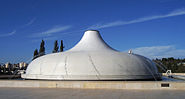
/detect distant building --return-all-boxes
[0,62,28,74]
[19,62,28,69]
[5,62,11,68]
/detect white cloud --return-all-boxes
[88,8,185,29]
[25,18,36,26]
[30,25,72,38]
[0,30,16,37]
[31,36,58,43]
[127,45,185,59]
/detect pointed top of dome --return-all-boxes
[68,30,116,52]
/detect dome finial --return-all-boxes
[128,50,132,54]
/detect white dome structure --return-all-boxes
[22,30,161,80]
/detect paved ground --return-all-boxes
[0,88,185,99]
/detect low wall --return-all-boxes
[0,80,185,90]
[162,73,185,76]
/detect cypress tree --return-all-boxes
[60,40,64,52]
[39,40,45,56]
[33,49,38,60]
[52,40,59,53]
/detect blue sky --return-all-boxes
[0,0,185,63]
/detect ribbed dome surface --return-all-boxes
[22,30,161,80]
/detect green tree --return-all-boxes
[60,40,64,52]
[33,49,38,60]
[52,40,59,53]
[39,40,45,56]
[154,57,185,73]
[183,58,185,62]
